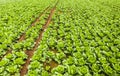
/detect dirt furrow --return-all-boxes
[20,1,58,76]
[0,5,51,61]
[18,6,50,42]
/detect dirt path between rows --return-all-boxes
[18,6,50,42]
[0,5,51,61]
[20,1,59,76]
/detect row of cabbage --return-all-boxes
[27,0,120,76]
[0,0,55,57]
[0,0,57,75]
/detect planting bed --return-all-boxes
[0,0,120,76]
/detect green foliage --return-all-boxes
[14,58,25,65]
[41,70,49,76]
[29,60,40,69]
[78,66,89,75]
[28,70,39,76]
[77,57,86,65]
[113,63,120,72]
[102,64,114,75]
[63,56,74,65]
[88,55,96,63]
[0,67,4,73]
[91,63,100,73]
[68,65,77,75]
[6,65,18,74]
[1,0,120,75]
[52,65,65,73]
[0,58,9,66]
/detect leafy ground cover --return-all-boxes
[0,0,120,76]
[0,0,55,58]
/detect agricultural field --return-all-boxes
[0,0,120,76]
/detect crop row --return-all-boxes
[0,0,120,76]
[0,0,57,75]
[27,0,120,76]
[0,0,55,58]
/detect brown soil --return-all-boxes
[50,60,58,70]
[4,49,12,56]
[0,5,51,61]
[51,49,57,53]
[18,6,50,42]
[20,1,59,75]
[43,48,58,72]
[20,50,33,76]
[19,33,26,42]
[58,11,62,14]
[43,60,58,72]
